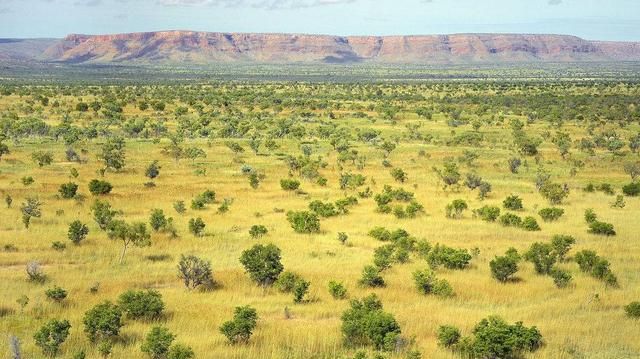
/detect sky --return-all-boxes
[0,0,638,41]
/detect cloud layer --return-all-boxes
[157,0,356,9]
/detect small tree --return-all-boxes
[68,220,89,245]
[58,182,78,199]
[33,319,71,357]
[328,280,348,299]
[145,160,161,180]
[150,209,168,232]
[437,325,461,348]
[249,224,268,239]
[83,301,123,342]
[359,265,385,287]
[167,344,195,359]
[106,220,151,263]
[91,200,118,230]
[177,255,214,290]
[32,151,54,167]
[99,136,126,171]
[341,294,401,350]
[625,302,640,319]
[239,244,284,286]
[20,197,42,229]
[45,286,68,303]
[141,326,175,359]
[508,157,522,174]
[220,306,258,344]
[490,248,521,282]
[524,242,556,275]
[280,178,300,191]
[286,211,320,233]
[390,168,407,183]
[118,290,165,320]
[413,269,454,297]
[88,179,113,196]
[293,279,310,303]
[539,182,569,205]
[26,261,46,283]
[445,199,467,219]
[188,217,206,237]
[503,195,523,210]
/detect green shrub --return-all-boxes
[88,179,113,195]
[220,306,258,344]
[45,286,68,302]
[286,211,320,233]
[539,182,569,204]
[474,205,500,222]
[177,254,214,290]
[503,195,523,210]
[280,178,300,191]
[445,199,468,219]
[574,250,619,287]
[239,243,284,286]
[588,221,616,236]
[584,208,597,223]
[413,269,454,297]
[167,344,195,359]
[188,217,206,237]
[437,325,461,348]
[550,235,575,262]
[68,220,89,245]
[341,294,401,350]
[359,265,385,287]
[524,242,556,275]
[275,271,302,293]
[490,248,520,282]
[550,268,572,288]
[249,224,268,238]
[117,289,164,320]
[59,182,78,199]
[625,302,640,319]
[328,280,348,299]
[499,213,522,227]
[538,207,564,222]
[82,301,123,342]
[292,279,310,303]
[427,244,471,270]
[622,182,640,196]
[521,216,541,231]
[141,326,175,359]
[34,319,71,357]
[309,200,337,217]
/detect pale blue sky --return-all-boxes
[0,0,638,40]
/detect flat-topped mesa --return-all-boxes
[25,31,640,64]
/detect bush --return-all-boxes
[45,286,68,302]
[280,178,300,191]
[149,209,168,232]
[524,242,557,275]
[625,302,640,319]
[538,207,564,222]
[574,250,618,287]
[59,182,78,199]
[490,248,520,282]
[68,220,89,245]
[521,216,541,231]
[588,221,616,236]
[292,279,310,303]
[359,265,385,287]
[445,199,468,219]
[141,326,175,359]
[275,271,302,293]
[341,294,401,350]
[474,205,500,222]
[328,280,348,299]
[309,200,337,217]
[550,268,572,288]
[88,179,113,195]
[503,195,523,210]
[286,211,320,233]
[83,301,123,342]
[118,290,164,320]
[413,269,454,297]
[239,243,284,286]
[177,255,214,290]
[34,319,71,357]
[188,217,206,237]
[584,208,597,223]
[167,344,195,359]
[373,244,395,270]
[445,316,542,358]
[540,182,569,204]
[437,325,461,348]
[220,306,258,344]
[26,261,46,283]
[249,224,268,238]
[499,213,522,227]
[427,244,471,270]
[550,235,575,262]
[622,182,640,196]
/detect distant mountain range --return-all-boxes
[1,31,639,65]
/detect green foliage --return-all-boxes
[188,217,206,237]
[220,306,258,344]
[58,182,78,199]
[293,279,311,303]
[33,319,71,357]
[433,161,461,189]
[149,209,168,232]
[588,221,616,236]
[437,325,461,348]
[83,301,123,342]
[99,136,126,171]
[275,271,302,293]
[524,242,557,275]
[177,255,214,290]
[20,197,42,229]
[474,205,500,222]
[622,182,640,196]
[32,151,54,167]
[328,280,348,299]
[249,224,268,238]
[538,207,565,222]
[413,269,454,297]
[106,220,151,263]
[45,286,68,302]
[502,194,523,210]
[521,216,541,231]
[280,178,301,191]
[145,160,161,180]
[427,244,472,270]
[141,326,174,359]
[539,182,569,205]
[309,200,337,217]
[574,250,618,287]
[91,200,118,230]
[499,213,522,227]
[286,211,320,233]
[359,265,385,287]
[390,168,407,183]
[490,248,521,282]
[625,302,640,319]
[68,220,89,245]
[445,199,468,219]
[118,290,165,320]
[88,179,113,196]
[550,235,575,262]
[239,243,284,286]
[341,294,401,351]
[167,344,195,359]
[550,268,572,288]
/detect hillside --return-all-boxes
[1,31,639,65]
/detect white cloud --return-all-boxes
[157,0,356,9]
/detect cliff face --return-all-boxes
[7,31,640,64]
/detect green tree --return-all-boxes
[106,220,151,263]
[239,244,284,286]
[118,290,165,320]
[68,220,89,245]
[33,319,71,357]
[99,136,126,171]
[32,151,54,167]
[20,197,42,229]
[220,306,258,344]
[141,326,175,359]
[83,301,123,342]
